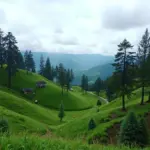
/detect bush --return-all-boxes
[0,117,9,133]
[119,112,139,147]
[88,118,96,130]
[58,102,65,122]
[138,118,149,147]
[97,99,102,106]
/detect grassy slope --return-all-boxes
[56,88,150,141]
[0,69,97,110]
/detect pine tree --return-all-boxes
[4,32,19,88]
[66,69,71,92]
[18,52,25,69]
[39,55,45,75]
[94,77,102,96]
[24,50,29,74]
[0,29,5,68]
[28,51,35,73]
[58,63,66,95]
[85,76,88,92]
[112,39,134,110]
[58,102,65,122]
[138,118,149,147]
[43,57,53,80]
[88,118,96,130]
[137,29,150,105]
[119,112,140,147]
[81,74,86,92]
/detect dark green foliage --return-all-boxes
[4,32,20,88]
[0,118,9,133]
[88,118,96,130]
[39,55,45,75]
[18,52,25,69]
[97,99,101,106]
[24,50,35,73]
[43,57,53,80]
[94,77,103,96]
[81,74,88,93]
[137,29,150,105]
[58,102,65,122]
[119,112,140,147]
[0,29,5,68]
[138,118,149,147]
[58,63,66,95]
[112,39,135,110]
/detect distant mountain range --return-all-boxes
[22,52,113,71]
[22,52,114,84]
[73,63,114,85]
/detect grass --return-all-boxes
[56,88,150,144]
[0,68,97,110]
[0,134,148,150]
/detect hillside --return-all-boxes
[56,88,150,143]
[73,63,114,85]
[0,68,97,111]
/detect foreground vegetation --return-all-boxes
[0,135,149,150]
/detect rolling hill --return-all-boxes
[0,68,97,110]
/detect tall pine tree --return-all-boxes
[137,29,150,105]
[113,39,134,110]
[4,32,19,88]
[39,54,45,75]
[0,29,5,68]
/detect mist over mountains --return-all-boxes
[22,52,114,84]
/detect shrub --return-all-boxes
[97,99,102,106]
[58,102,65,122]
[138,118,149,147]
[0,117,9,133]
[88,118,96,130]
[119,112,139,147]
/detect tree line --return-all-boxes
[104,28,150,110]
[0,28,74,93]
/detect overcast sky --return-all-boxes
[0,0,150,55]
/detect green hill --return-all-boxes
[73,63,114,85]
[0,68,97,110]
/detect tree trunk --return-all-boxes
[122,94,126,111]
[8,66,11,88]
[141,84,145,105]
[61,87,63,95]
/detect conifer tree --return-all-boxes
[58,102,65,122]
[137,29,150,105]
[4,32,19,88]
[39,54,45,75]
[43,57,53,80]
[119,112,140,147]
[113,39,135,110]
[18,52,25,69]
[58,63,66,95]
[94,77,102,96]
[0,29,5,68]
[88,118,96,130]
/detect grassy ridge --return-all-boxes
[0,69,97,110]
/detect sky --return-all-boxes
[0,0,150,55]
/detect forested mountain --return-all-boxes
[21,52,113,71]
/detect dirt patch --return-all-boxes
[107,123,121,145]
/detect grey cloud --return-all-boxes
[101,1,150,30]
[53,36,79,45]
[0,9,6,24]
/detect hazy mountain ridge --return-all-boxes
[22,52,113,71]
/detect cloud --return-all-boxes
[0,0,150,55]
[101,0,150,30]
